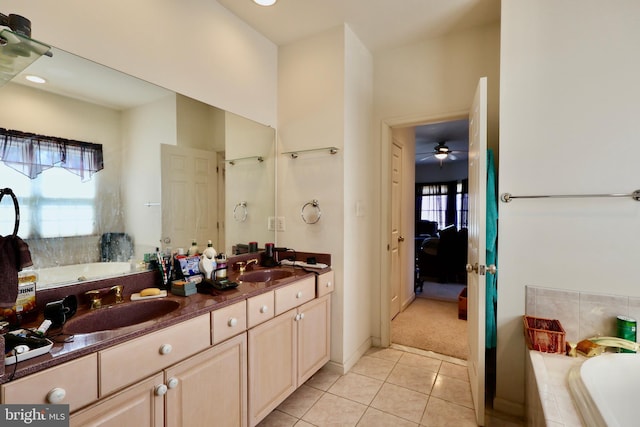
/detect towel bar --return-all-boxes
[500,190,640,203]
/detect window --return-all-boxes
[0,128,102,238]
[0,164,96,238]
[417,180,468,230]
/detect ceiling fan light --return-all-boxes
[253,0,277,6]
[434,152,448,160]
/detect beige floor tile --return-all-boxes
[386,363,437,395]
[429,375,474,409]
[302,393,367,426]
[257,409,299,427]
[370,383,428,423]
[396,352,442,373]
[485,411,526,427]
[421,396,476,427]
[293,421,316,427]
[328,372,384,405]
[365,347,404,362]
[438,361,469,382]
[356,407,419,427]
[305,366,341,391]
[278,384,324,418]
[350,355,396,381]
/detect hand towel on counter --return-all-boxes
[0,235,33,308]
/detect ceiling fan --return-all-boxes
[418,142,466,163]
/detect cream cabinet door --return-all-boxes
[70,373,164,427]
[297,295,331,385]
[248,308,297,427]
[164,333,247,427]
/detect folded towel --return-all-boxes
[0,235,33,308]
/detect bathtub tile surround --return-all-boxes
[526,285,636,343]
[526,286,640,426]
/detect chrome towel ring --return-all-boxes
[301,199,321,224]
[233,201,248,222]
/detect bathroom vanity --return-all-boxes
[0,258,334,427]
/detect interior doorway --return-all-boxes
[389,118,470,360]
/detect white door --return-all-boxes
[161,145,218,252]
[390,142,403,319]
[467,77,488,426]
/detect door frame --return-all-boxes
[379,110,468,347]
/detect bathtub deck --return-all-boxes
[527,350,585,426]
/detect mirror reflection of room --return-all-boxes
[0,47,275,290]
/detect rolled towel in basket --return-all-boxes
[0,235,33,308]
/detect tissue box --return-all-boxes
[171,280,197,296]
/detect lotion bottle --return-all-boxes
[187,240,199,256]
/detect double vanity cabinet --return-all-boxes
[0,268,334,427]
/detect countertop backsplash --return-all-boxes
[525,285,640,344]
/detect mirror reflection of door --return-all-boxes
[217,152,226,254]
[161,145,219,253]
[390,141,403,320]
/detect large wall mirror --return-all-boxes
[0,46,276,290]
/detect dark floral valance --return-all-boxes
[0,128,103,181]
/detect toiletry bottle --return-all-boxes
[188,240,199,256]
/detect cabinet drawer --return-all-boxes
[247,291,274,328]
[275,276,315,315]
[1,354,98,412]
[316,270,334,297]
[212,300,247,344]
[99,314,210,396]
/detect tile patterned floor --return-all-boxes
[258,345,524,427]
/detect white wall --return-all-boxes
[277,25,375,371]
[3,0,278,126]
[497,0,640,415]
[122,94,177,258]
[278,26,347,367]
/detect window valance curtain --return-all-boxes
[0,128,103,181]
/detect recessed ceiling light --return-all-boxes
[253,0,277,6]
[25,75,46,84]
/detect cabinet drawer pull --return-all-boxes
[155,384,168,396]
[46,387,66,404]
[326,281,332,288]
[260,305,269,314]
[299,312,305,320]
[167,377,179,389]
[296,291,303,299]
[159,344,173,355]
[228,317,238,327]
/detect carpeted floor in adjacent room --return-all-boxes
[391,281,468,360]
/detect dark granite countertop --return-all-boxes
[1,258,330,384]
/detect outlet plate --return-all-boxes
[268,216,286,231]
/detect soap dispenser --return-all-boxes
[187,240,199,256]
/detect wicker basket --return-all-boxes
[523,315,566,354]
